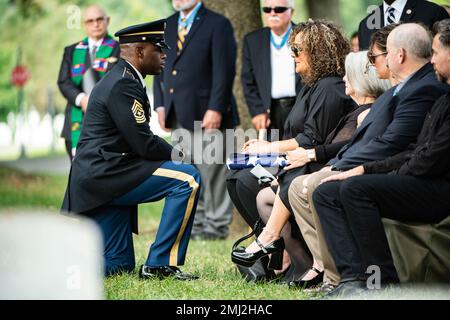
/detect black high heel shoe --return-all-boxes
[288,266,324,289]
[231,237,285,269]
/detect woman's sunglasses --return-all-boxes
[262,6,290,14]
[367,51,387,64]
[291,45,303,57]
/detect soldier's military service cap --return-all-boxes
[115,19,169,49]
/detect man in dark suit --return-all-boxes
[61,20,201,280]
[357,0,449,50]
[313,19,450,297]
[288,23,449,293]
[153,0,238,240]
[242,0,301,139]
[57,5,120,160]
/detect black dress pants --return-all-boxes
[312,174,450,284]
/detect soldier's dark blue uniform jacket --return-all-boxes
[61,58,174,231]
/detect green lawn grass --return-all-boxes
[0,166,312,300]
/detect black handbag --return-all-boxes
[231,219,277,282]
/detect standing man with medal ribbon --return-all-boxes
[241,0,301,141]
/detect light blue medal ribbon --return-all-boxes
[270,25,292,50]
[178,2,202,31]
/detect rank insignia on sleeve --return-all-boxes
[131,100,146,124]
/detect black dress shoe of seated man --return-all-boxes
[139,265,199,281]
[322,280,367,299]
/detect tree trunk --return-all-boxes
[204,0,262,130]
[305,0,341,25]
[204,0,262,237]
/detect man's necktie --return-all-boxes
[177,18,187,53]
[387,7,396,25]
[90,45,97,65]
[83,45,98,95]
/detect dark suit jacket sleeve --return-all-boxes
[57,46,84,106]
[315,140,349,164]
[294,81,346,149]
[207,18,237,113]
[333,85,437,171]
[108,79,173,160]
[363,149,410,174]
[397,110,450,177]
[241,35,266,117]
[153,73,165,110]
[114,44,120,57]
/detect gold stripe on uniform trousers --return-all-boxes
[152,168,200,266]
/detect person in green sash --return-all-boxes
[57,5,120,160]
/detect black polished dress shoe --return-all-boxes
[288,267,324,289]
[322,280,367,299]
[139,265,199,281]
[231,237,285,269]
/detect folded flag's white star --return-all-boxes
[273,156,287,167]
[247,155,259,166]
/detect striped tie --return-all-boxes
[177,18,188,53]
[387,7,396,25]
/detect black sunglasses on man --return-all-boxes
[262,6,290,14]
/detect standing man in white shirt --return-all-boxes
[241,0,302,140]
[58,5,120,160]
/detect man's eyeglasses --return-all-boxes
[291,45,303,57]
[262,6,290,14]
[367,51,387,64]
[84,16,106,25]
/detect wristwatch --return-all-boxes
[306,149,317,162]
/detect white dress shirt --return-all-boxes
[270,30,296,99]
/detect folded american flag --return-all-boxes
[226,153,287,170]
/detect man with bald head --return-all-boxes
[58,5,120,160]
[288,23,449,294]
[62,20,201,280]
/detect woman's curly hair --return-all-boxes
[288,19,350,87]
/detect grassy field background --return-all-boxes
[0,166,311,300]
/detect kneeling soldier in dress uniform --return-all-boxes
[61,19,201,280]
